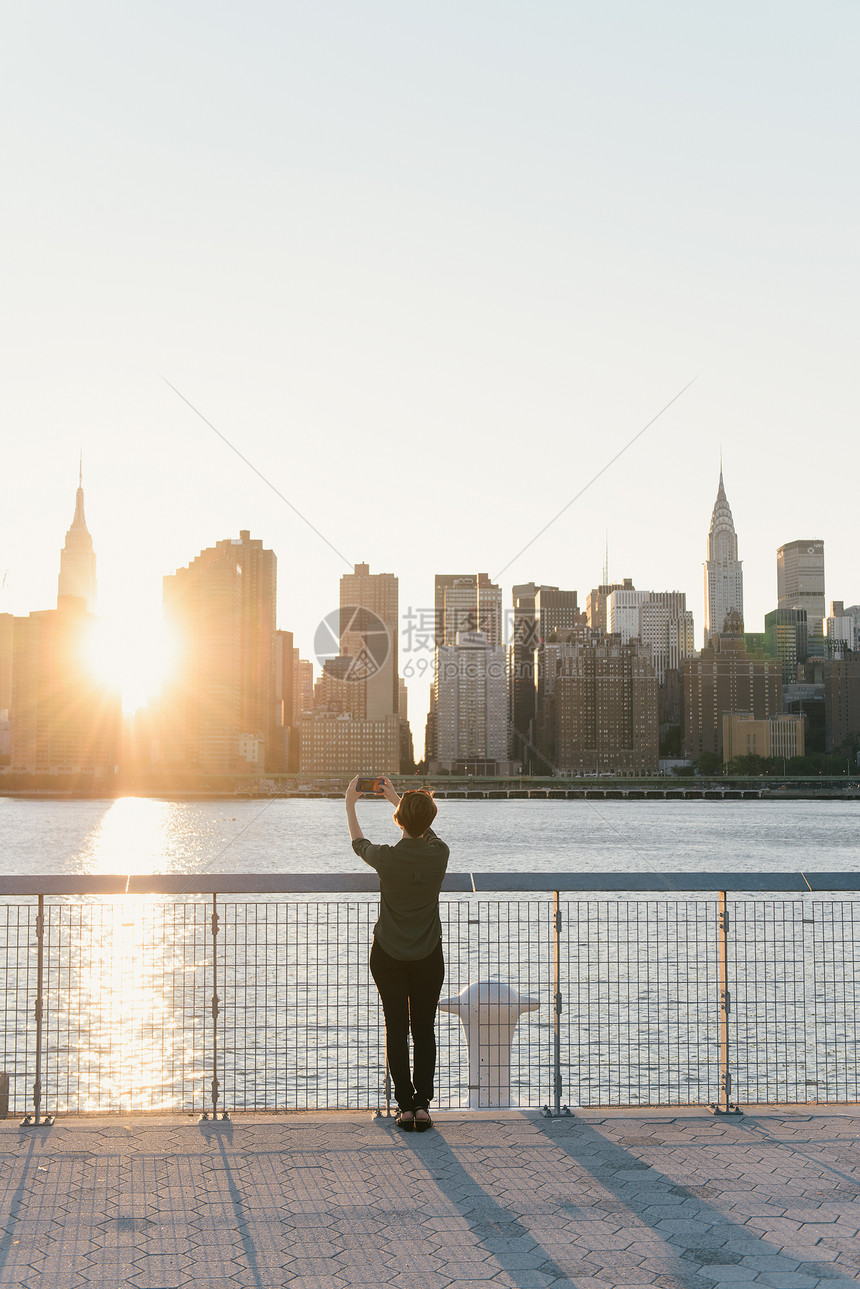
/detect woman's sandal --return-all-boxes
[395,1109,415,1132]
[414,1106,433,1133]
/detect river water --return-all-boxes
[1,796,856,1115]
[0,795,857,876]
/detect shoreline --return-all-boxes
[1,783,859,803]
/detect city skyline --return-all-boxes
[2,477,856,780]
[2,467,856,750]
[3,5,859,739]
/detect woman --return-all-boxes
[345,775,449,1131]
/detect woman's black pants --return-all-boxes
[370,939,445,1111]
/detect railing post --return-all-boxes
[22,894,54,1127]
[711,890,741,1115]
[200,894,228,1122]
[373,1061,392,1119]
[542,891,571,1117]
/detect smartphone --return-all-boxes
[356,776,385,794]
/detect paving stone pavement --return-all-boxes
[0,1108,858,1288]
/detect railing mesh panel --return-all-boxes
[730,899,809,1104]
[0,903,35,1114]
[45,900,209,1113]
[730,898,860,1104]
[810,900,860,1102]
[562,898,718,1107]
[0,893,857,1116]
[222,900,383,1111]
[438,900,554,1109]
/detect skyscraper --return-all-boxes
[534,587,581,640]
[607,588,650,643]
[161,531,277,775]
[9,482,118,777]
[586,578,634,633]
[0,613,12,713]
[433,631,509,773]
[681,625,781,760]
[822,658,860,752]
[294,654,314,718]
[272,628,298,773]
[608,589,695,684]
[827,602,860,656]
[427,574,503,765]
[777,540,826,657]
[508,584,582,771]
[704,469,744,644]
[509,582,538,768]
[762,607,808,684]
[299,562,403,776]
[430,573,509,774]
[10,606,121,776]
[340,562,399,719]
[57,461,97,612]
[434,574,502,646]
[552,636,658,776]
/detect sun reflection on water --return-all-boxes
[61,799,213,1111]
[57,897,208,1113]
[81,797,176,874]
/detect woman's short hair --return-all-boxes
[394,789,437,837]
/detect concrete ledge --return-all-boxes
[1,870,859,894]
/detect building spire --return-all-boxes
[58,461,97,611]
[704,461,743,644]
[69,453,88,530]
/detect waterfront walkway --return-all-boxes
[0,1108,858,1288]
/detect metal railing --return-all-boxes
[1,872,858,1121]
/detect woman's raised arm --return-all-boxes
[344,774,364,842]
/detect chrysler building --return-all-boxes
[704,467,743,645]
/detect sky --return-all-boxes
[2,2,858,740]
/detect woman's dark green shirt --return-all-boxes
[352,828,449,960]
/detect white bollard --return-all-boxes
[439,980,540,1109]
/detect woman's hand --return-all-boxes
[345,775,362,807]
[379,776,401,807]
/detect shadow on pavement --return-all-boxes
[0,1132,38,1281]
[395,1120,577,1289]
[199,1119,267,1289]
[533,1113,853,1286]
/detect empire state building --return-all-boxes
[58,462,97,612]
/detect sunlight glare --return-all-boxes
[85,613,177,713]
